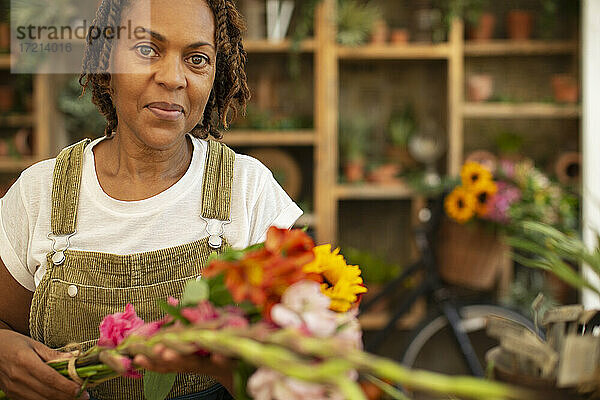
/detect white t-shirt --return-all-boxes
[0,134,303,291]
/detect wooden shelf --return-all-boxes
[221,130,315,146]
[0,54,10,69]
[0,114,35,127]
[243,39,315,53]
[463,102,581,119]
[464,40,578,56]
[337,43,450,60]
[335,183,415,200]
[0,157,40,172]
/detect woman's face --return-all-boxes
[108,0,216,150]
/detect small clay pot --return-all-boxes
[390,28,409,45]
[370,19,389,44]
[467,74,494,102]
[468,12,496,41]
[0,23,9,50]
[552,74,579,103]
[0,85,15,111]
[367,163,401,185]
[506,10,534,40]
[344,160,365,183]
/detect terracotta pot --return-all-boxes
[385,146,418,169]
[366,163,401,185]
[344,160,365,183]
[390,28,409,45]
[0,23,9,51]
[467,74,494,102]
[370,19,389,44]
[468,12,496,41]
[552,74,579,104]
[506,10,534,40]
[0,85,15,111]
[554,151,581,185]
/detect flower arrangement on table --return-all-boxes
[445,159,579,233]
[0,228,535,400]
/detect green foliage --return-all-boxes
[388,105,416,148]
[343,247,401,284]
[58,76,106,137]
[495,131,523,155]
[143,371,177,400]
[337,0,382,46]
[436,0,490,32]
[339,115,371,162]
[508,221,600,295]
[180,279,209,306]
[233,361,255,400]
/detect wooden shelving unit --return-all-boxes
[464,40,578,56]
[337,43,451,60]
[0,157,40,172]
[463,102,581,119]
[221,130,315,146]
[335,183,415,200]
[1,1,581,247]
[244,39,315,53]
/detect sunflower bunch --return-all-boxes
[445,161,498,224]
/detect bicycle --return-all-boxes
[359,194,538,382]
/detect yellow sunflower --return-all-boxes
[461,161,493,188]
[445,187,476,224]
[471,180,498,217]
[303,245,368,313]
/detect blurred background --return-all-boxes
[1,0,598,387]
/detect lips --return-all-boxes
[145,102,184,121]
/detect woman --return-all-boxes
[0,0,302,399]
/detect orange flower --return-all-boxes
[203,227,317,320]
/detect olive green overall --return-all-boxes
[29,138,235,399]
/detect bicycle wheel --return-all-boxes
[401,304,534,378]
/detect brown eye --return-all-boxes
[187,54,208,67]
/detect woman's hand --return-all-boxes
[0,330,88,400]
[133,345,235,393]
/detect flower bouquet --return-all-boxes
[0,227,535,400]
[438,159,579,290]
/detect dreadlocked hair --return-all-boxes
[78,0,250,139]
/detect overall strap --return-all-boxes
[50,139,91,235]
[201,139,235,221]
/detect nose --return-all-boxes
[154,54,187,90]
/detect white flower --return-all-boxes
[248,368,344,400]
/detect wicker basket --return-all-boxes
[436,218,510,291]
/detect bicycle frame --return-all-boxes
[360,195,486,377]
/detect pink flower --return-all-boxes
[248,368,344,400]
[222,314,249,329]
[121,357,143,379]
[98,304,145,348]
[130,320,165,338]
[485,181,521,224]
[180,300,219,324]
[167,296,180,306]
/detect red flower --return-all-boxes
[203,227,317,320]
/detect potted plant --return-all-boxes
[336,0,382,46]
[339,116,370,183]
[439,0,495,41]
[467,74,494,102]
[551,73,579,104]
[386,104,417,171]
[506,2,534,40]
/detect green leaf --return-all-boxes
[143,371,176,400]
[181,279,209,306]
[233,361,254,400]
[207,274,234,307]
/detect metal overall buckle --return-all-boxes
[200,217,231,249]
[47,231,76,266]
